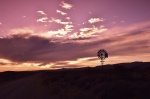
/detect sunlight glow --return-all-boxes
[0,58,12,63]
[9,28,34,35]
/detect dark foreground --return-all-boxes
[0,62,150,99]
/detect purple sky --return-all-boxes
[0,0,150,71]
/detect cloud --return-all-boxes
[0,22,149,68]
[66,17,71,20]
[78,25,107,38]
[0,33,98,64]
[47,28,69,37]
[37,10,49,23]
[60,1,73,9]
[37,17,49,22]
[56,10,67,15]
[65,25,74,31]
[37,11,47,15]
[0,59,12,65]
[88,18,105,24]
[39,17,74,38]
[35,15,74,38]
[35,1,107,41]
[51,18,72,25]
[68,25,107,40]
[9,28,34,35]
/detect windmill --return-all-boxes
[97,49,108,65]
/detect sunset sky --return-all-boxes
[0,0,150,71]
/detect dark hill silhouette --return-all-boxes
[0,62,150,99]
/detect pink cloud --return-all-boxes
[60,1,73,9]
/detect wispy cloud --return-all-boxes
[36,10,74,38]
[66,25,107,40]
[66,17,71,20]
[9,28,34,36]
[65,25,74,31]
[78,25,107,38]
[37,17,48,22]
[56,10,67,15]
[37,11,47,15]
[88,18,105,24]
[47,28,69,37]
[35,1,107,41]
[51,18,72,25]
[37,11,49,23]
[60,1,73,9]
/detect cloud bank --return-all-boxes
[0,22,149,69]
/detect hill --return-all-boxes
[0,62,150,99]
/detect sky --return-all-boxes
[0,0,150,71]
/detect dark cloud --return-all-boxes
[0,34,54,62]
[0,34,93,63]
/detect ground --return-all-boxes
[0,62,150,99]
